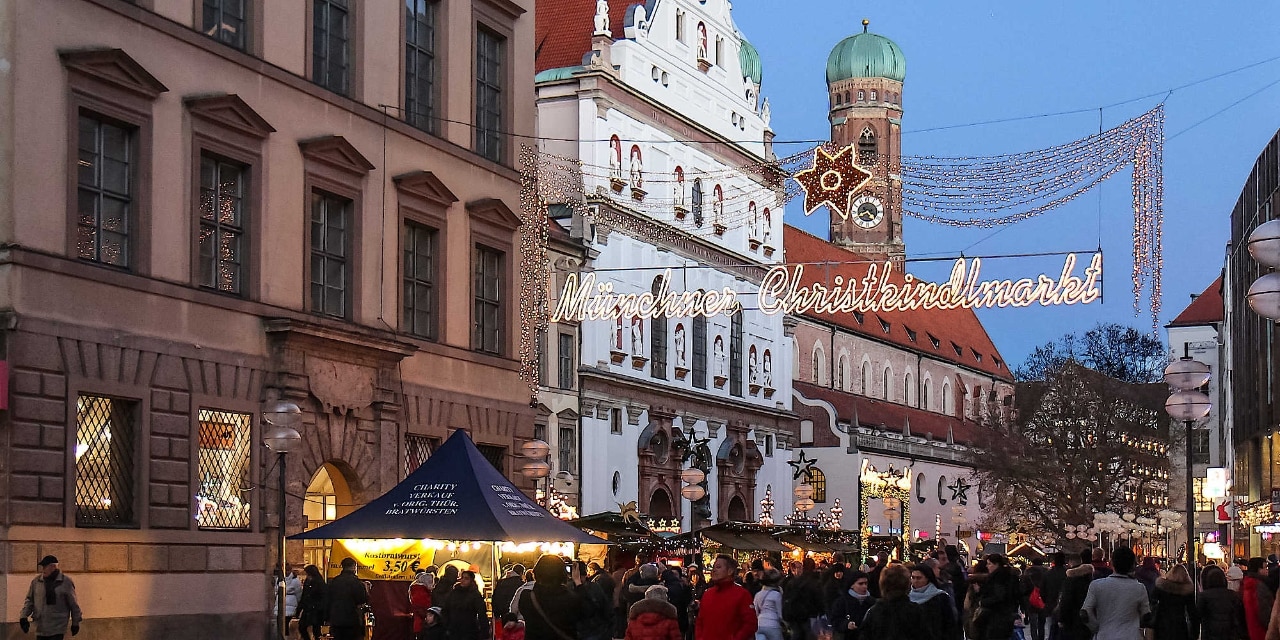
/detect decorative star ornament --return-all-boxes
[792,144,872,220]
[788,450,819,481]
[948,478,973,505]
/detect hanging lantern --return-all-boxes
[680,468,706,485]
[680,484,707,501]
[521,461,551,479]
[521,440,551,459]
[795,498,815,512]
[794,484,815,500]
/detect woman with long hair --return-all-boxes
[296,564,327,640]
[1198,564,1246,640]
[1151,564,1200,640]
[910,564,960,640]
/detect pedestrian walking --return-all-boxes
[1198,565,1246,640]
[626,584,682,640]
[578,560,616,640]
[519,555,590,640]
[1041,553,1067,640]
[977,554,1021,640]
[781,557,824,639]
[297,564,328,640]
[828,570,875,640]
[1150,564,1199,640]
[492,564,524,622]
[19,555,82,639]
[326,557,370,640]
[1022,558,1049,640]
[910,564,959,640]
[419,607,446,640]
[271,564,302,637]
[1245,557,1275,640]
[1080,546,1149,640]
[694,554,757,640]
[753,569,786,640]
[859,564,938,639]
[1053,549,1095,640]
[442,570,488,640]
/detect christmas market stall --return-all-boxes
[774,525,862,564]
[671,521,790,568]
[570,510,695,568]
[290,429,605,640]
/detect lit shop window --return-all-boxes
[75,394,138,527]
[196,409,253,530]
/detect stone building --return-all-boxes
[533,0,797,530]
[0,0,536,636]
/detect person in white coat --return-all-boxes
[753,569,785,640]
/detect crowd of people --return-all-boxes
[265,545,1280,640]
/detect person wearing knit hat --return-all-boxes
[20,555,83,637]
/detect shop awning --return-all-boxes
[289,429,606,544]
[699,527,788,552]
[778,534,836,553]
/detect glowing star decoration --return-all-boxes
[792,144,871,220]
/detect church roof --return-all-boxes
[826,24,906,84]
[1168,277,1224,327]
[793,380,983,447]
[784,225,1013,381]
[535,0,633,73]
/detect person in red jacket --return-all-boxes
[626,585,683,640]
[409,569,436,639]
[695,555,757,640]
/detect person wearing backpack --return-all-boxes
[1022,558,1048,640]
[1243,558,1274,640]
[753,569,786,640]
[782,559,823,639]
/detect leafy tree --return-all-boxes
[1014,323,1168,384]
[971,363,1170,543]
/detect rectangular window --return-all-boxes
[202,0,247,50]
[312,0,351,95]
[76,114,134,268]
[1192,429,1211,465]
[715,37,723,66]
[536,329,549,385]
[404,434,437,477]
[472,245,503,354]
[675,10,685,42]
[692,318,707,389]
[534,422,546,443]
[730,314,743,397]
[765,434,774,457]
[405,0,438,133]
[558,332,575,390]
[558,423,576,474]
[75,395,138,527]
[610,407,622,434]
[195,409,252,530]
[402,221,436,339]
[198,154,247,294]
[475,27,505,164]
[477,444,506,475]
[310,191,350,318]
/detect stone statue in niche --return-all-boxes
[763,350,773,387]
[609,137,623,180]
[697,23,708,61]
[749,348,759,384]
[761,97,771,127]
[593,0,611,36]
[629,146,644,189]
[631,317,644,356]
[713,336,726,377]
[674,323,687,367]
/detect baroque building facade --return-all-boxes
[0,0,537,636]
[534,0,797,530]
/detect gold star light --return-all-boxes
[792,144,871,220]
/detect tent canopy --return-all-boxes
[290,429,605,544]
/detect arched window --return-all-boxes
[807,467,827,503]
[942,381,953,416]
[692,312,708,389]
[858,126,878,165]
[836,355,847,390]
[651,277,667,380]
[904,372,914,406]
[882,366,891,401]
[730,312,743,396]
[856,90,864,101]
[691,178,704,227]
[673,166,686,208]
[922,379,931,410]
[811,343,825,385]
[861,360,870,396]
[844,91,851,103]
[870,89,877,101]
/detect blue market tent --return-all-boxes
[290,429,604,543]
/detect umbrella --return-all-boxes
[290,429,605,544]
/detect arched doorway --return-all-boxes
[302,463,355,574]
[726,495,748,522]
[649,487,674,519]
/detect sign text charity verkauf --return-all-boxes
[551,253,1104,322]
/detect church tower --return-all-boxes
[825,20,905,260]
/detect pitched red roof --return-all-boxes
[783,226,1013,381]
[1168,277,1223,327]
[794,380,982,447]
[536,0,633,72]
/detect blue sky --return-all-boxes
[733,0,1280,368]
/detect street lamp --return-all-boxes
[679,467,707,502]
[1248,220,1280,320]
[519,440,552,505]
[262,401,301,640]
[1165,357,1211,575]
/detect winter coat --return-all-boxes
[694,578,757,640]
[1198,586,1247,640]
[663,574,693,632]
[977,565,1021,639]
[942,561,968,608]
[273,573,302,617]
[1041,565,1067,614]
[782,571,824,625]
[577,577,615,640]
[626,598,683,640]
[912,587,960,640]
[519,582,586,640]
[828,590,876,640]
[492,575,524,619]
[1022,564,1048,613]
[859,596,937,640]
[753,585,784,630]
[326,570,370,628]
[1244,574,1274,640]
[442,583,489,640]
[20,571,82,636]
[1151,576,1200,640]
[1054,564,1094,636]
[298,579,328,626]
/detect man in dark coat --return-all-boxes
[1022,558,1049,640]
[942,546,968,609]
[1041,552,1068,640]
[859,565,936,639]
[782,558,825,637]
[492,564,525,621]
[1053,550,1094,640]
[979,555,1022,640]
[442,570,489,640]
[326,558,370,640]
[865,552,889,599]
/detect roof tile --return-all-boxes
[1168,277,1223,326]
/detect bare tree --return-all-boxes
[972,363,1170,542]
[1015,323,1168,383]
